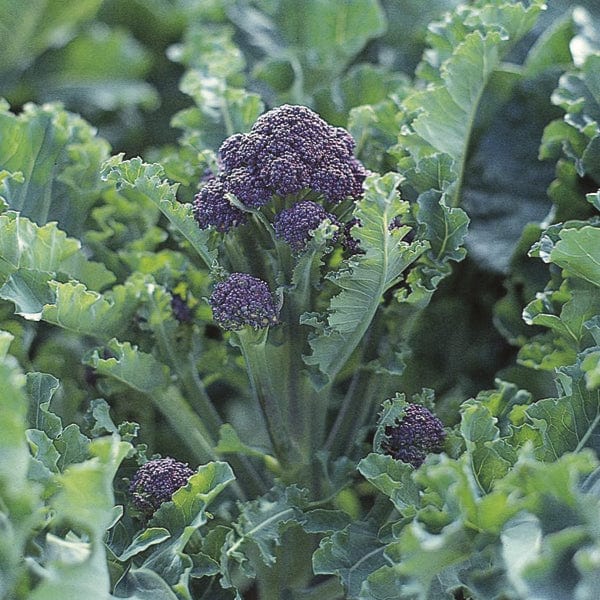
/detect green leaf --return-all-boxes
[102,156,218,269]
[0,101,111,237]
[41,279,142,340]
[582,349,600,390]
[141,463,235,587]
[215,423,271,460]
[417,190,469,264]
[524,361,600,460]
[0,211,115,290]
[0,269,55,319]
[523,9,575,77]
[460,401,515,491]
[27,534,113,600]
[51,436,131,539]
[118,528,172,562]
[113,567,180,599]
[84,339,171,394]
[551,226,600,287]
[397,0,544,211]
[26,371,62,437]
[31,24,159,116]
[229,0,386,100]
[302,173,427,383]
[313,519,388,599]
[357,453,419,513]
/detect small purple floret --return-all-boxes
[209,273,279,331]
[274,200,340,252]
[171,293,193,323]
[382,404,446,468]
[193,176,246,232]
[129,457,194,516]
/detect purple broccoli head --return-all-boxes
[209,273,279,331]
[274,200,340,252]
[381,403,446,468]
[218,104,366,201]
[129,457,194,516]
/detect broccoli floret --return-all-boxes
[209,272,279,331]
[194,105,368,232]
[193,176,247,232]
[227,167,272,208]
[381,403,446,468]
[129,457,194,516]
[171,292,193,323]
[274,200,340,252]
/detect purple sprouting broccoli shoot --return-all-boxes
[193,175,248,232]
[171,292,193,323]
[209,273,279,331]
[274,200,340,252]
[129,457,194,516]
[193,104,368,231]
[381,403,446,468]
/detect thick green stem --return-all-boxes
[235,329,298,467]
[149,386,216,462]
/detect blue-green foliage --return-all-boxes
[2,1,600,599]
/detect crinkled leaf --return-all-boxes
[313,519,388,600]
[103,156,218,269]
[0,101,111,237]
[84,339,171,394]
[41,279,142,340]
[0,211,115,290]
[140,463,235,587]
[358,453,419,513]
[524,361,600,460]
[460,401,515,491]
[302,173,427,383]
[551,226,600,287]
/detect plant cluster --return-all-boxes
[1,1,600,599]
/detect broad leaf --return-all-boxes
[103,157,218,269]
[0,101,111,236]
[302,173,427,383]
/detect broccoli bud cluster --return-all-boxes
[209,272,279,331]
[193,104,368,233]
[274,200,340,252]
[129,457,194,516]
[381,403,446,468]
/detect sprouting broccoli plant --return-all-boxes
[209,272,279,331]
[192,104,368,233]
[273,200,340,252]
[129,457,194,516]
[381,403,446,468]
